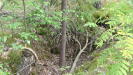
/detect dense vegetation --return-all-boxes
[0,0,133,75]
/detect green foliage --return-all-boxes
[95,29,114,47]
[0,51,21,75]
[0,1,62,74]
[1,0,133,75]
[95,0,133,46]
[27,1,62,29]
[5,50,22,73]
[97,36,133,75]
[68,0,98,33]
[72,0,133,75]
[19,32,38,44]
[0,64,10,75]
[95,1,133,75]
[26,1,62,44]
[60,66,70,71]
[84,22,97,27]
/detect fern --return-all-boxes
[93,0,133,75]
[97,35,133,75]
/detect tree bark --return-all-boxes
[22,0,26,32]
[59,0,67,67]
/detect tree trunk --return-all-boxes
[22,0,26,31]
[59,0,67,67]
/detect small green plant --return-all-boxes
[60,66,71,71]
[5,50,22,73]
[95,1,133,75]
[27,1,62,34]
[71,0,133,75]
[0,64,10,75]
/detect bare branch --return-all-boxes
[70,31,89,73]
[16,61,34,74]
[73,36,82,50]
[23,47,43,65]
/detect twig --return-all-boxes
[16,61,34,75]
[72,36,81,50]
[70,31,89,73]
[16,47,43,75]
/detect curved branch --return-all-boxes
[23,47,43,65]
[73,36,82,50]
[70,31,89,73]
